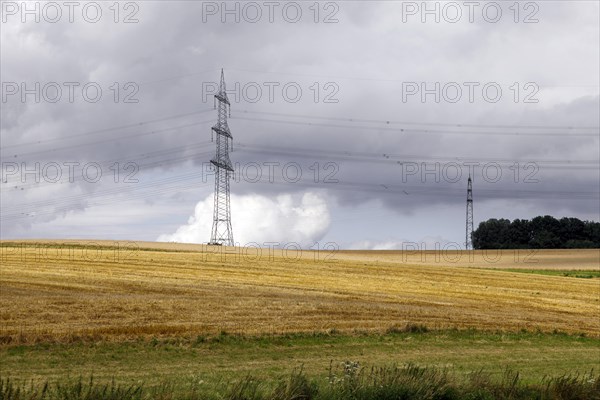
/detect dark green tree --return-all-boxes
[472,216,599,249]
[529,216,561,248]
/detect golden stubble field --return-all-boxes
[0,240,599,344]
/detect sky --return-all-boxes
[1,0,599,250]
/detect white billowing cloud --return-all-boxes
[157,191,330,248]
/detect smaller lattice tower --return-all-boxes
[465,174,474,250]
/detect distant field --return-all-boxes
[336,247,600,270]
[1,240,599,343]
[495,269,600,279]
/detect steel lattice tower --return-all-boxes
[465,174,474,250]
[208,69,234,246]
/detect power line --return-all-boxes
[3,137,598,193]
[1,120,214,159]
[0,173,213,221]
[234,142,599,168]
[1,146,214,190]
[1,109,215,150]
[3,105,596,158]
[228,67,600,90]
[237,109,600,131]
[3,168,598,222]
[233,115,600,138]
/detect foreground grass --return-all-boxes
[2,330,599,396]
[2,363,599,400]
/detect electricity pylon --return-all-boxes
[208,69,234,246]
[465,174,474,250]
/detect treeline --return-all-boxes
[472,216,600,249]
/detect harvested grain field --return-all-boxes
[1,240,598,344]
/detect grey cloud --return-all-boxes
[1,1,598,242]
